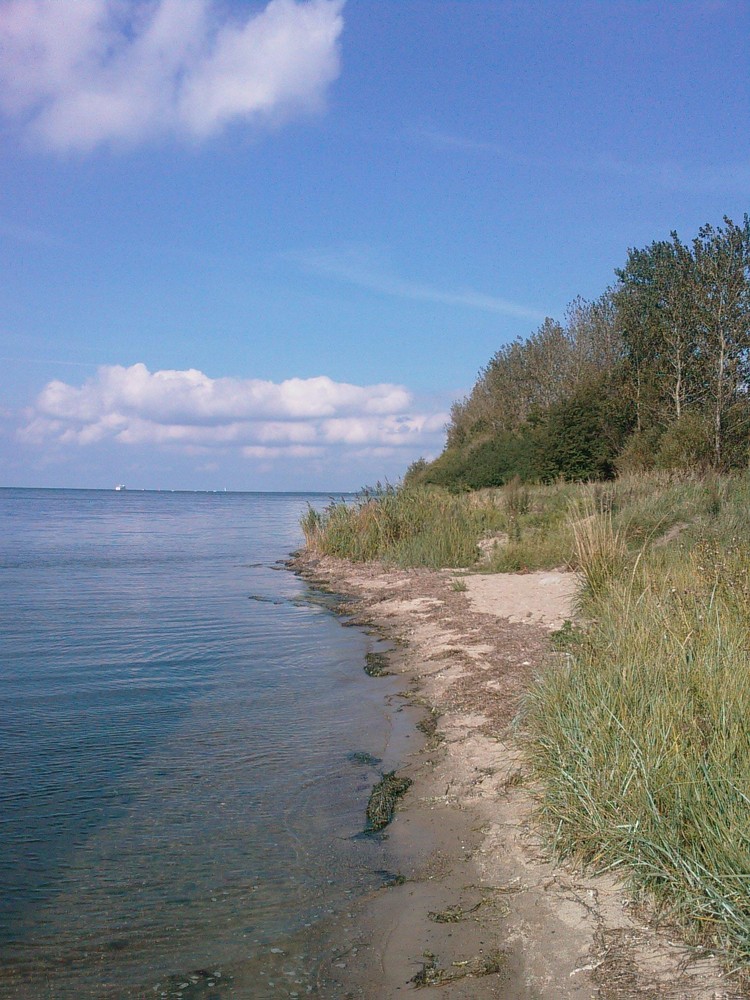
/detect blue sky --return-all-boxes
[1,0,748,491]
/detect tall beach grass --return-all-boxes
[301,485,506,568]
[524,472,750,963]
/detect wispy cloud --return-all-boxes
[0,0,345,152]
[294,246,546,321]
[410,125,533,165]
[21,363,447,460]
[412,125,750,196]
[0,215,64,249]
[0,355,99,368]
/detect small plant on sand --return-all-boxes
[549,619,584,653]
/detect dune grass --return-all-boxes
[302,473,746,571]
[523,472,750,963]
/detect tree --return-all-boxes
[419,214,750,487]
[614,237,701,430]
[690,216,750,467]
[566,291,623,376]
[614,245,666,433]
[445,317,577,447]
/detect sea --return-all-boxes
[0,488,414,999]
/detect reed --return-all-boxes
[302,485,505,568]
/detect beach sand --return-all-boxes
[293,554,742,1000]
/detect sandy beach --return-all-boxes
[293,554,742,1000]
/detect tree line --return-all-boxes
[407,215,750,489]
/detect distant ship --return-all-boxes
[114,484,127,491]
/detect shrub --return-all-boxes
[655,412,713,471]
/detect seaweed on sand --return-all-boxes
[364,651,392,677]
[365,771,412,831]
[347,750,382,766]
[416,708,441,738]
[427,901,482,923]
[410,950,506,988]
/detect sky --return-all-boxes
[0,0,748,491]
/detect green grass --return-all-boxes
[302,473,750,571]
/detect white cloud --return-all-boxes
[0,0,344,151]
[21,363,447,463]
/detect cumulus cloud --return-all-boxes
[21,364,447,462]
[0,0,344,151]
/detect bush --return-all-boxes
[536,378,632,482]
[655,412,713,471]
[616,428,662,473]
[419,430,541,492]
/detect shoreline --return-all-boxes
[292,552,741,999]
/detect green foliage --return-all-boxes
[615,428,662,473]
[536,377,632,482]
[655,412,713,470]
[414,429,541,492]
[720,400,750,469]
[403,456,428,486]
[417,214,750,486]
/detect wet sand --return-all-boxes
[293,554,743,1000]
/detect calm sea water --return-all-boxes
[0,489,410,998]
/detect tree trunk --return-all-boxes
[714,335,725,467]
